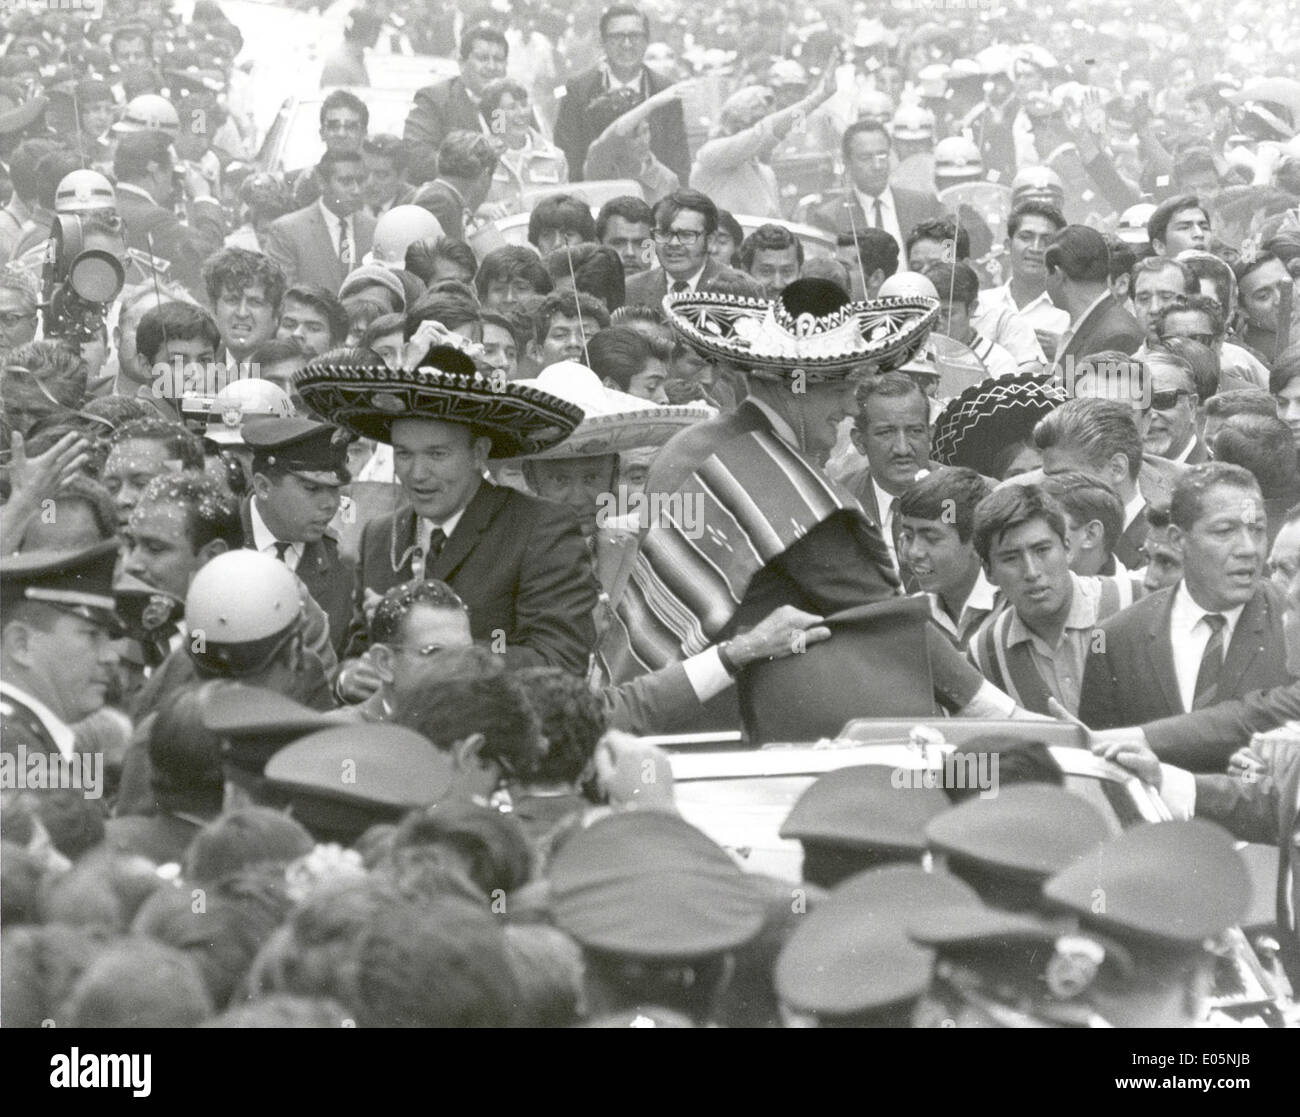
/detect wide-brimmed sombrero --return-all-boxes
[294,346,583,458]
[508,361,712,460]
[931,372,1067,477]
[664,277,938,378]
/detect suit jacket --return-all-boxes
[403,76,488,170]
[1143,680,1300,769]
[624,256,724,310]
[1079,581,1294,736]
[1058,292,1144,363]
[0,688,61,758]
[345,481,598,674]
[241,498,355,658]
[554,65,691,185]
[1113,510,1149,573]
[1195,742,1300,978]
[263,203,376,292]
[115,186,224,302]
[806,187,944,248]
[835,459,930,594]
[410,178,466,243]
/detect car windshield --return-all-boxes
[275,95,413,173]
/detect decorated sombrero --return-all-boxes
[294,346,584,458]
[931,372,1067,478]
[508,362,713,461]
[663,277,939,378]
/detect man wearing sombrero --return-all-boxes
[295,339,600,696]
[608,278,1040,736]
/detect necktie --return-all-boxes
[427,527,447,560]
[671,280,689,293]
[872,196,884,229]
[1192,613,1227,710]
[273,540,292,563]
[338,217,351,267]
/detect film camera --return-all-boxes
[40,214,126,345]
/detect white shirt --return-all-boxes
[250,496,302,572]
[871,475,900,570]
[665,261,708,294]
[416,506,468,567]
[1169,580,1246,713]
[853,185,904,258]
[977,281,1069,346]
[318,199,356,265]
[1122,490,1145,531]
[0,680,76,759]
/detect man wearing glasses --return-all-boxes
[1138,350,1209,464]
[624,189,725,309]
[554,4,691,184]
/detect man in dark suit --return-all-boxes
[1080,463,1293,730]
[624,189,724,309]
[112,129,224,302]
[553,4,690,184]
[1044,225,1143,366]
[408,131,499,244]
[241,418,356,658]
[1141,350,1210,464]
[806,119,944,256]
[1,541,122,760]
[265,149,375,292]
[402,24,507,176]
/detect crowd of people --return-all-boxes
[1,0,1299,1030]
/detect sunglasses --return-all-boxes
[1144,389,1193,411]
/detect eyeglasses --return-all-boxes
[323,118,363,132]
[1144,389,1194,411]
[654,228,704,246]
[605,31,647,43]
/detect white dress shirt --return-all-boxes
[1169,580,1246,713]
[1122,490,1146,531]
[871,475,900,570]
[977,281,1069,345]
[416,506,468,568]
[665,261,709,294]
[853,185,905,258]
[250,496,302,572]
[318,199,356,265]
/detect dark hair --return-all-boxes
[515,666,607,786]
[837,229,899,280]
[584,325,651,389]
[7,138,62,204]
[896,467,993,544]
[1006,200,1067,240]
[596,195,654,241]
[841,118,890,163]
[530,290,610,347]
[1131,255,1195,294]
[1045,225,1110,283]
[109,416,206,473]
[479,78,530,122]
[391,800,532,896]
[1174,148,1219,189]
[1204,388,1277,421]
[393,670,543,780]
[1033,397,1143,481]
[1148,194,1209,249]
[405,289,483,339]
[112,129,172,183]
[110,23,154,56]
[405,236,478,285]
[130,303,220,367]
[1105,235,1137,283]
[184,807,315,885]
[738,223,804,272]
[320,88,369,132]
[369,579,468,646]
[1153,293,1225,339]
[459,23,509,60]
[362,132,409,175]
[907,217,969,262]
[1155,339,1219,404]
[1041,470,1125,554]
[715,210,744,258]
[317,146,364,185]
[600,4,650,38]
[920,260,980,308]
[481,309,528,355]
[972,483,1068,565]
[65,940,212,1029]
[1208,416,1298,497]
[1169,461,1261,531]
[202,248,287,314]
[544,243,626,310]
[854,370,929,427]
[135,473,243,551]
[282,284,348,346]
[475,244,553,301]
[437,130,499,180]
[652,189,718,238]
[361,312,407,348]
[528,193,597,249]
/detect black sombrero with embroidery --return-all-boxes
[931,371,1067,478]
[294,345,584,458]
[663,278,939,378]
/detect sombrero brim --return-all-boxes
[294,356,583,458]
[664,291,939,376]
[510,404,712,461]
[931,372,1067,477]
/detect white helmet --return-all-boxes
[365,205,445,268]
[55,169,117,214]
[111,94,180,136]
[891,104,935,142]
[1010,165,1065,207]
[878,272,940,300]
[185,551,303,676]
[857,90,895,123]
[1116,203,1157,246]
[933,136,983,179]
[205,378,295,445]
